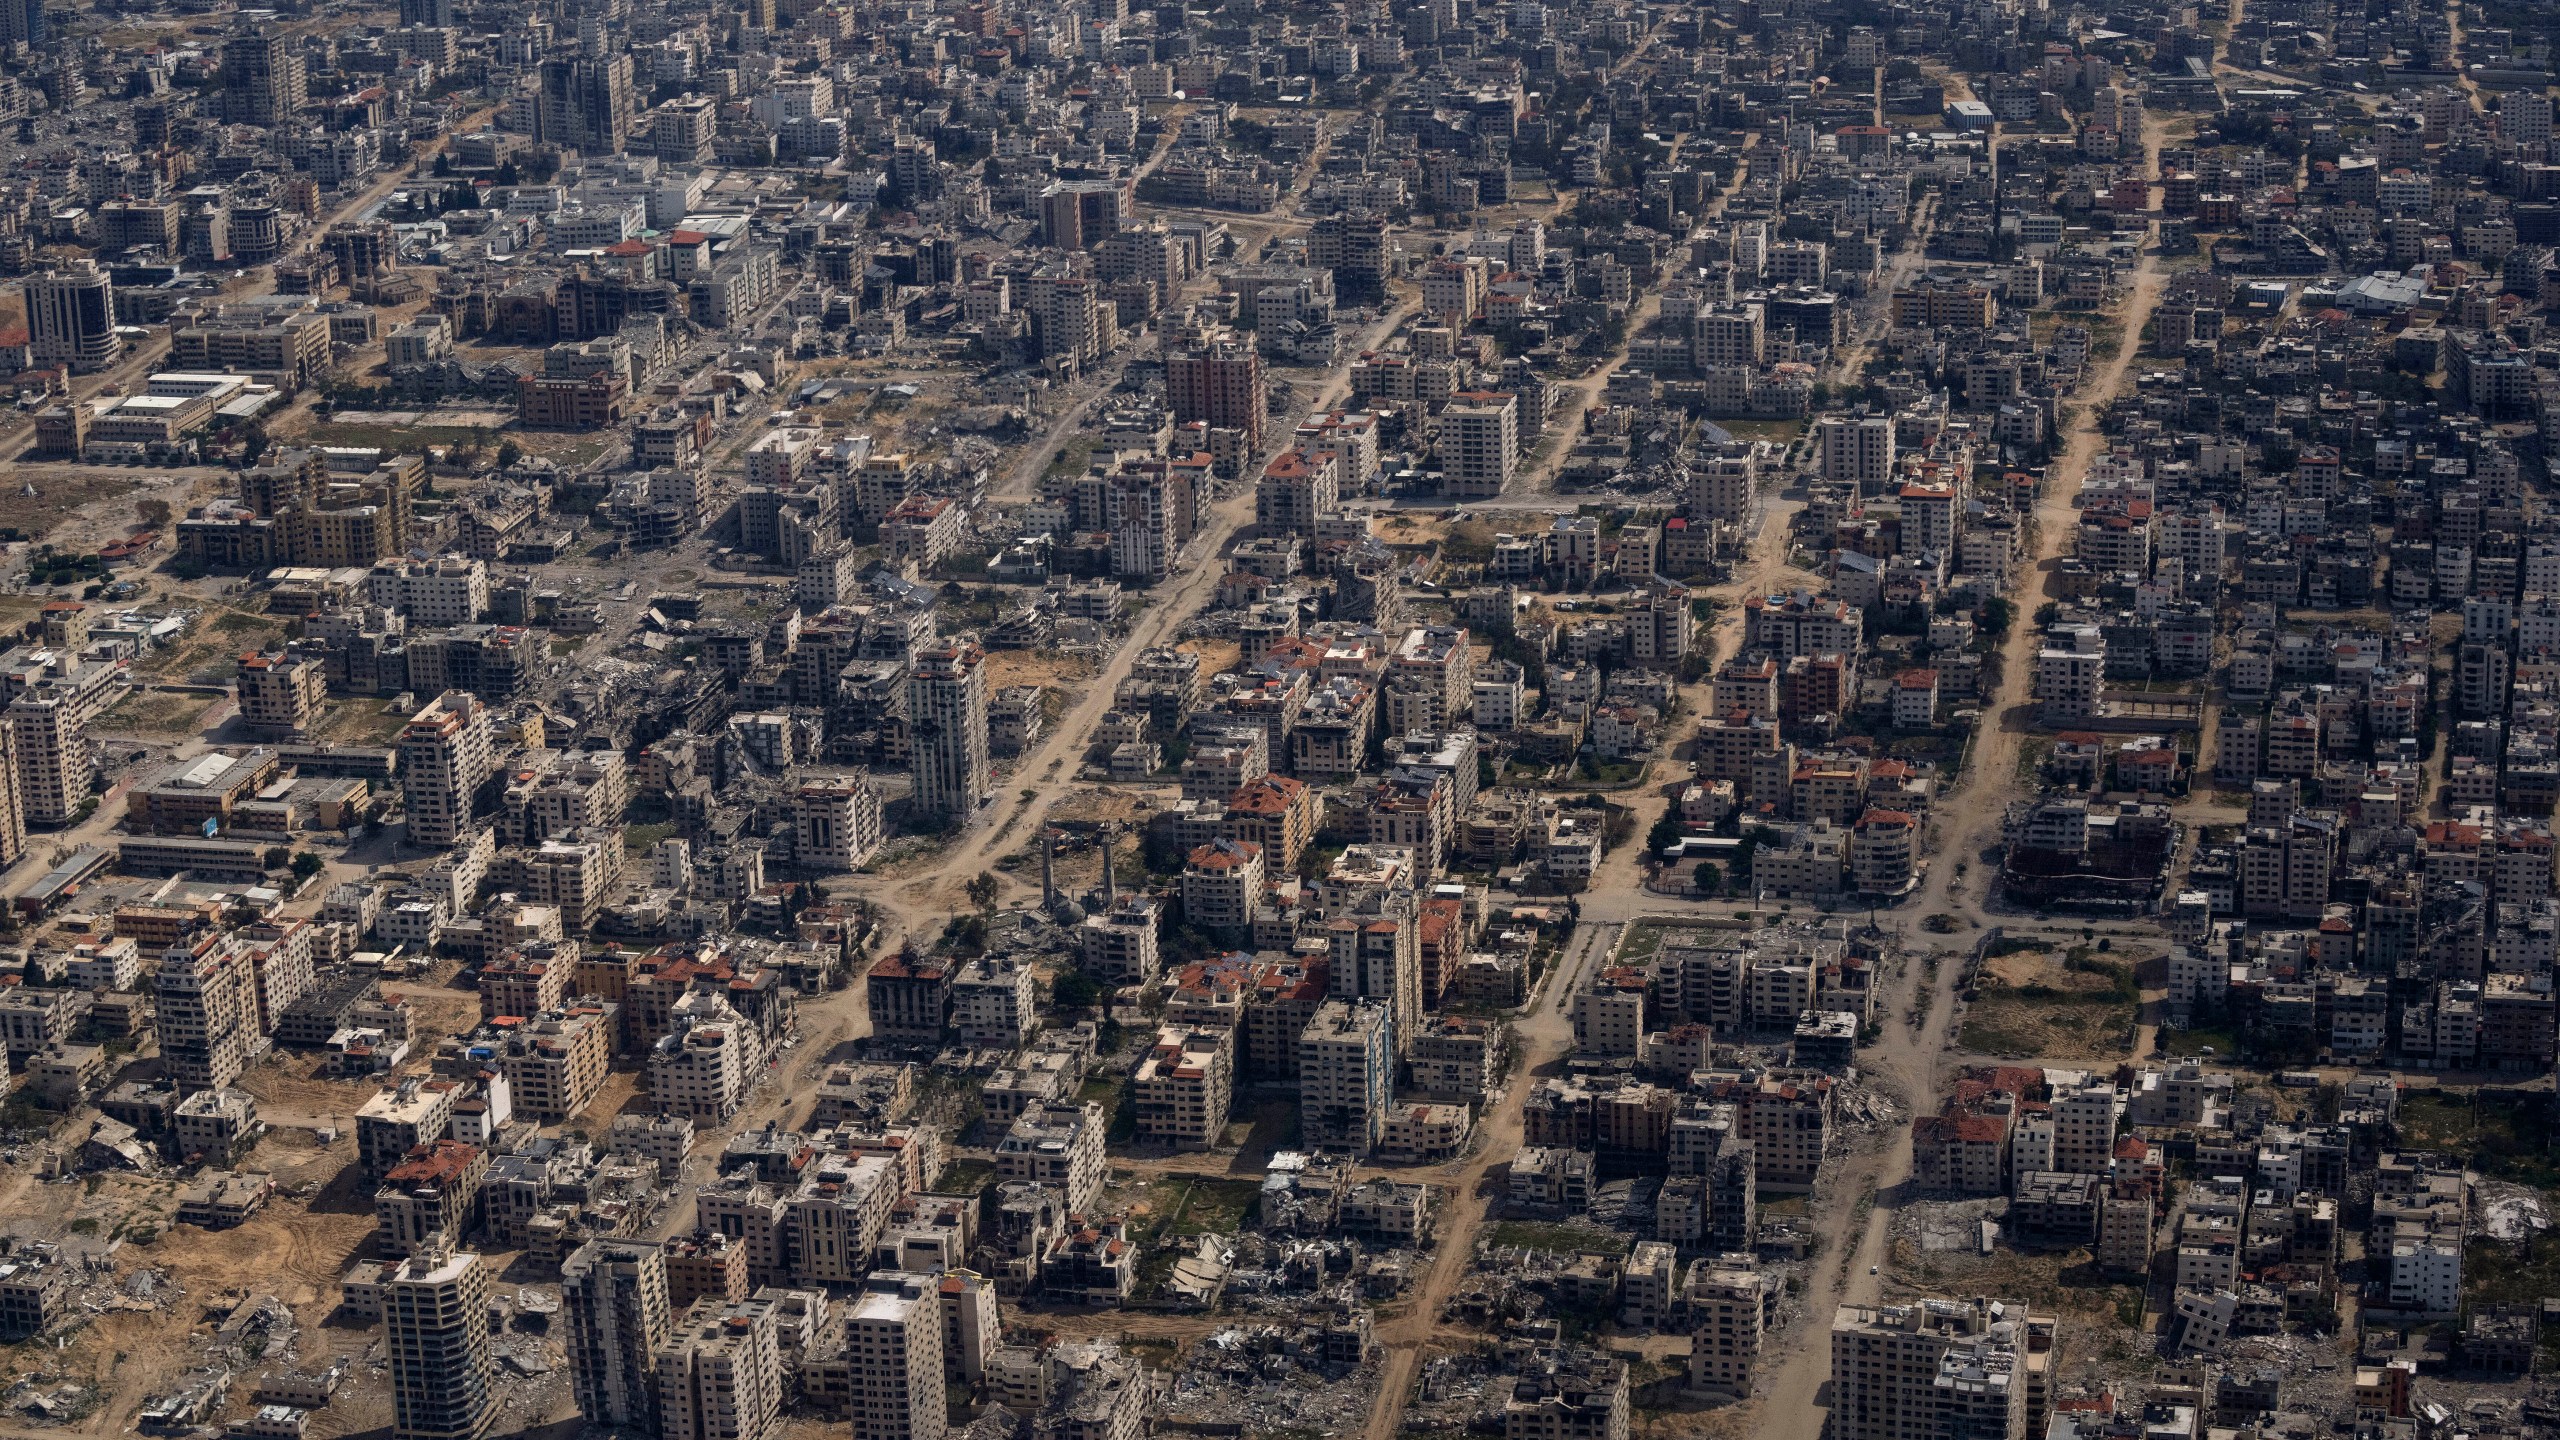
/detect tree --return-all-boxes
[496,440,523,470]
[1733,831,1763,881]
[1052,968,1105,1009]
[290,852,326,881]
[965,872,1000,911]
[1646,814,1685,856]
[1693,861,1723,893]
[1981,597,2015,636]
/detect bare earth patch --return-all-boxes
[986,650,1100,691]
[1958,947,2138,1061]
[96,688,216,739]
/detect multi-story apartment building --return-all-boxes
[1255,447,1341,533]
[1440,391,1519,500]
[1180,839,1264,938]
[1830,1299,2038,1440]
[1078,894,1163,984]
[1687,1261,1771,1397]
[794,776,885,872]
[384,1248,497,1440]
[8,653,123,825]
[357,1077,464,1182]
[950,955,1037,1047]
[400,692,497,849]
[26,261,121,373]
[1132,1025,1235,1149]
[846,1272,946,1440]
[908,643,990,822]
[1299,999,1394,1153]
[993,1101,1107,1212]
[1816,416,1896,491]
[2049,1084,2121,1177]
[1167,339,1267,458]
[1744,592,1864,660]
[493,1005,612,1121]
[236,650,328,736]
[156,933,258,1093]
[561,1239,672,1432]
[656,1298,783,1440]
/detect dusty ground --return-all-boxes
[985,649,1099,692]
[393,979,489,1049]
[0,1122,381,1440]
[1887,1232,2159,1379]
[1173,637,1242,676]
[1045,788,1166,827]
[0,471,162,546]
[139,609,290,685]
[578,1070,653,1136]
[309,697,414,747]
[234,1053,397,1128]
[1372,511,1453,547]
[1957,945,2141,1061]
[96,688,219,740]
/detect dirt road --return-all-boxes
[1355,917,1616,1440]
[1745,109,2177,1440]
[833,294,1419,949]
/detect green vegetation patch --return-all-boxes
[930,1159,996,1197]
[301,422,500,456]
[2398,1090,2560,1188]
[1162,1178,1262,1237]
[313,699,415,746]
[2466,1230,2560,1310]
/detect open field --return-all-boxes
[311,697,414,746]
[96,687,217,739]
[0,471,169,546]
[1172,637,1242,675]
[1956,946,2138,1060]
[1109,1175,1264,1241]
[294,420,503,455]
[986,649,1101,691]
[1886,1235,2152,1369]
[2398,1090,2560,1188]
[141,609,288,684]
[933,1159,997,1196]
[2466,1231,2560,1311]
